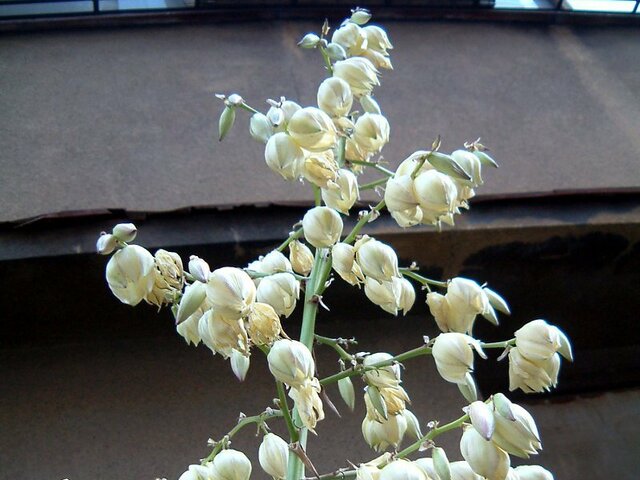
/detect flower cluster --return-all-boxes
[97,9,573,480]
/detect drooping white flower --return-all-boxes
[288,377,325,432]
[356,237,400,283]
[432,333,486,384]
[105,245,155,306]
[259,433,289,479]
[288,107,338,152]
[206,267,256,319]
[256,272,300,318]
[460,427,510,480]
[508,347,561,394]
[333,57,380,98]
[267,339,315,387]
[317,77,354,117]
[321,168,359,214]
[353,113,390,154]
[379,460,427,480]
[264,132,305,180]
[302,206,343,248]
[332,242,365,286]
[289,240,314,276]
[210,449,252,480]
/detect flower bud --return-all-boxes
[451,150,483,187]
[249,250,293,278]
[363,352,401,389]
[515,320,563,362]
[362,413,407,452]
[321,168,359,214]
[432,333,486,384]
[413,170,458,224]
[354,113,390,154]
[433,447,452,480]
[218,106,236,141]
[350,8,372,25]
[338,376,356,411]
[332,22,368,56]
[247,302,282,345]
[265,132,305,180]
[363,25,393,55]
[385,175,419,213]
[380,460,427,480]
[356,237,400,282]
[492,402,541,458]
[513,465,554,480]
[398,278,416,315]
[302,149,339,189]
[256,272,300,318]
[289,240,314,276]
[402,409,423,441]
[288,377,325,432]
[250,112,273,144]
[468,401,495,441]
[211,449,252,480]
[267,100,301,132]
[188,255,210,283]
[460,427,510,480]
[302,206,343,248]
[267,339,314,387]
[508,347,560,393]
[96,233,118,255]
[483,287,511,315]
[325,42,347,62]
[298,33,321,49]
[176,281,207,324]
[317,77,354,118]
[333,57,380,98]
[112,223,137,242]
[230,349,250,382]
[206,267,256,319]
[199,310,249,358]
[105,245,155,306]
[360,94,382,114]
[288,107,338,152]
[259,433,289,479]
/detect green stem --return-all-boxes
[348,159,395,177]
[246,269,308,282]
[399,269,448,289]
[277,227,304,253]
[320,47,334,74]
[343,200,386,244]
[203,409,283,463]
[319,344,432,387]
[315,334,354,362]
[396,412,470,458]
[359,177,390,191]
[277,381,299,442]
[337,136,347,168]
[238,102,260,115]
[314,186,322,207]
[481,339,516,349]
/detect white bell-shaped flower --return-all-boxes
[289,240,314,276]
[246,302,282,346]
[508,347,560,394]
[413,170,458,224]
[287,107,338,152]
[265,132,305,180]
[356,237,400,282]
[321,168,359,214]
[206,267,256,319]
[331,22,368,56]
[353,113,390,154]
[317,77,354,117]
[267,339,315,387]
[362,413,407,452]
[333,57,380,98]
[515,320,568,362]
[384,175,419,213]
[514,465,554,480]
[302,206,343,248]
[210,449,252,480]
[332,242,365,286]
[105,245,155,306]
[379,460,427,480]
[288,377,325,432]
[492,402,541,458]
[432,333,486,384]
[256,272,300,318]
[460,427,510,480]
[363,25,393,55]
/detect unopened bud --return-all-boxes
[325,42,347,62]
[338,376,356,411]
[250,113,273,144]
[298,33,321,49]
[289,240,314,276]
[350,8,372,25]
[188,255,210,283]
[218,106,236,141]
[210,449,252,480]
[96,233,118,255]
[226,94,244,106]
[230,349,250,382]
[176,281,207,324]
[433,447,452,480]
[112,223,137,242]
[468,401,495,441]
[259,433,289,479]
